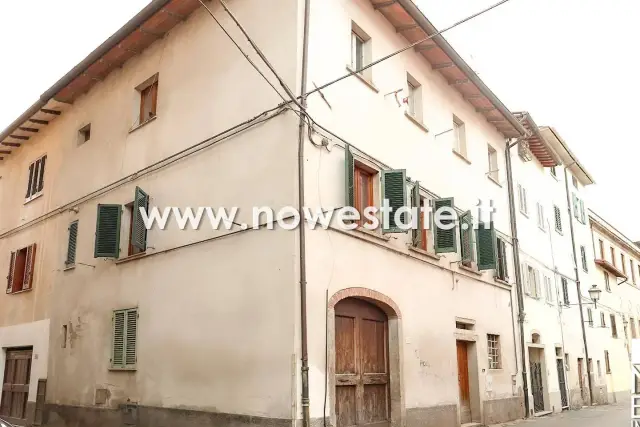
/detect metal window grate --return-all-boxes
[487,334,501,369]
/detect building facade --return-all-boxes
[0,1,632,427]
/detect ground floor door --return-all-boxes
[456,341,471,424]
[577,358,585,402]
[556,358,568,409]
[335,298,390,427]
[0,348,33,424]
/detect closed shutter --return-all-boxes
[26,163,34,198]
[411,182,422,247]
[66,221,79,266]
[522,264,529,294]
[6,251,16,294]
[112,308,138,369]
[344,144,355,208]
[579,200,585,223]
[580,246,588,271]
[572,194,579,219]
[433,198,456,253]
[131,187,149,251]
[459,211,474,264]
[38,155,47,192]
[381,169,407,233]
[554,205,562,232]
[22,244,36,290]
[95,204,122,258]
[534,270,542,298]
[496,238,508,280]
[112,310,126,368]
[476,222,497,271]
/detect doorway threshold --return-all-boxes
[461,423,483,427]
[533,410,552,417]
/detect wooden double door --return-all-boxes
[335,298,390,427]
[0,348,33,423]
[456,341,471,424]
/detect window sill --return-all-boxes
[129,115,157,134]
[24,192,43,205]
[487,175,501,187]
[353,226,390,242]
[108,367,137,372]
[346,65,379,93]
[115,252,149,265]
[459,263,482,276]
[6,288,33,296]
[494,277,509,286]
[63,265,76,272]
[488,368,504,372]
[404,111,429,133]
[555,229,563,235]
[452,149,471,165]
[408,245,440,261]
[520,211,529,218]
[538,226,546,233]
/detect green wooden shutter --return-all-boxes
[411,182,422,247]
[131,187,149,251]
[6,251,15,294]
[434,198,457,253]
[459,211,474,263]
[579,199,585,223]
[345,144,355,208]
[381,169,407,233]
[112,308,138,369]
[125,309,138,368]
[112,310,126,368]
[66,221,78,266]
[572,194,579,219]
[94,204,122,258]
[476,221,497,270]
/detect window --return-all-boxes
[411,189,431,252]
[536,202,545,231]
[136,74,159,126]
[600,312,606,327]
[354,164,375,227]
[25,155,47,200]
[561,277,570,305]
[62,324,68,349]
[487,334,501,369]
[78,123,91,144]
[495,238,509,281]
[544,276,554,303]
[517,184,528,216]
[631,260,636,284]
[564,353,570,371]
[6,244,36,294]
[604,350,611,374]
[554,205,562,233]
[526,265,540,298]
[405,74,422,120]
[487,144,499,182]
[587,308,593,327]
[94,187,149,259]
[350,23,371,80]
[599,239,605,259]
[65,221,78,267]
[611,314,618,338]
[631,317,637,338]
[622,253,627,275]
[550,166,557,177]
[452,115,467,158]
[610,247,616,266]
[111,308,138,370]
[572,175,578,188]
[604,272,611,292]
[580,246,588,272]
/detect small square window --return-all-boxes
[487,334,501,369]
[487,145,498,182]
[453,115,467,158]
[25,155,47,200]
[78,124,91,144]
[350,23,372,81]
[135,74,159,127]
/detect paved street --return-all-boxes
[491,400,631,427]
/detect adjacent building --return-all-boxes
[0,1,630,427]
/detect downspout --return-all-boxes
[563,166,594,405]
[298,0,312,426]
[505,138,530,417]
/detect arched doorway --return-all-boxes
[334,297,390,427]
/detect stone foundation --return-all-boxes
[405,404,457,427]
[482,396,524,425]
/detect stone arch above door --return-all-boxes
[328,287,402,319]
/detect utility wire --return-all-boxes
[306,0,514,97]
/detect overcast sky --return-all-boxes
[0,1,637,238]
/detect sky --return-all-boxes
[0,1,638,238]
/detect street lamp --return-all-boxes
[588,285,602,309]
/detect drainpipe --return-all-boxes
[504,138,530,417]
[297,0,312,426]
[563,166,594,405]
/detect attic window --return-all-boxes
[136,74,159,126]
[78,124,91,144]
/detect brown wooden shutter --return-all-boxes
[6,251,16,294]
[22,244,36,290]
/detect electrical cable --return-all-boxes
[0,106,289,240]
[306,0,514,97]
